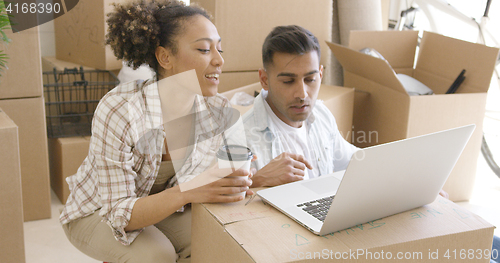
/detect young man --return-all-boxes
[242,25,359,188]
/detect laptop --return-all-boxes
[257,125,475,235]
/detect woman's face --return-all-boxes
[165,15,224,96]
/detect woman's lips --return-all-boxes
[205,73,219,84]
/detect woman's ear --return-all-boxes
[156,46,172,70]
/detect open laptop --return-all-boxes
[257,125,475,235]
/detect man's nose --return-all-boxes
[294,81,308,100]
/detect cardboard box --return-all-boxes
[191,0,332,72]
[0,27,43,99]
[42,56,97,72]
[218,71,259,93]
[222,82,354,141]
[192,195,494,263]
[48,136,91,204]
[0,108,25,263]
[0,97,51,221]
[54,0,122,70]
[220,82,262,115]
[318,84,355,142]
[327,31,499,201]
[43,56,121,77]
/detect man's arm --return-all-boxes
[251,152,312,187]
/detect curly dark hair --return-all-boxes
[105,0,210,75]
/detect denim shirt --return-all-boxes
[242,90,359,176]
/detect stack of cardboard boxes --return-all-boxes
[0,28,51,222]
[191,0,334,93]
[47,0,124,203]
[328,30,500,201]
[41,56,113,204]
[54,0,122,71]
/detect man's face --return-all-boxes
[260,51,323,128]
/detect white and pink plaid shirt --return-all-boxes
[60,79,232,245]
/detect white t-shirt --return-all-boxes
[263,99,320,180]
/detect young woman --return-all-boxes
[59,1,252,262]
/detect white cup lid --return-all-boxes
[217,144,253,161]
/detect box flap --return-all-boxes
[0,108,17,130]
[327,41,408,95]
[42,56,96,72]
[348,30,419,70]
[416,31,499,93]
[347,71,410,148]
[202,191,283,225]
[57,136,91,145]
[192,203,254,263]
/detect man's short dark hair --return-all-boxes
[262,25,321,69]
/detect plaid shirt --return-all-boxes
[60,79,231,245]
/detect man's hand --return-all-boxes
[251,152,313,187]
[439,189,449,199]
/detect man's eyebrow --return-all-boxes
[276,72,297,77]
[276,70,319,78]
[304,70,319,76]
[192,37,222,43]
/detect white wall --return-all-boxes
[389,0,499,47]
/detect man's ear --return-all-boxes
[259,68,270,91]
[319,64,324,80]
[156,46,172,70]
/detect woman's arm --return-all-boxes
[124,185,185,231]
[125,168,252,231]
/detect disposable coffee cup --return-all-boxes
[216,144,253,198]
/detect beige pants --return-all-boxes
[62,207,192,263]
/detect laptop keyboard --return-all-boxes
[296,195,334,222]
